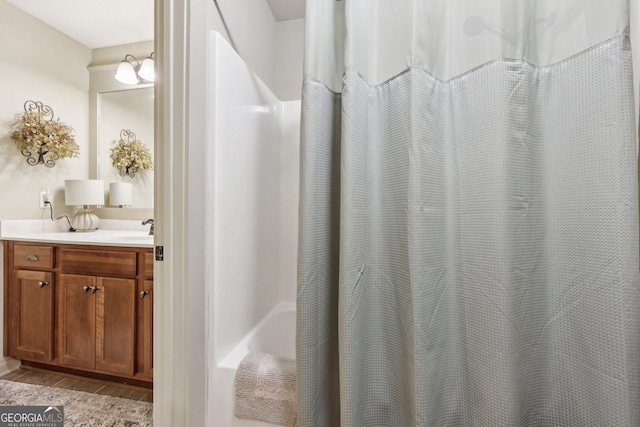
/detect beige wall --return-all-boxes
[0,0,91,219]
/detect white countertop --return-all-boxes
[0,219,154,248]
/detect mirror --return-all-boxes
[97,87,154,208]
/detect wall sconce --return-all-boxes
[115,52,155,85]
[65,180,105,231]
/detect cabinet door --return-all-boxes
[60,274,96,369]
[95,277,136,376]
[10,270,54,361]
[140,280,153,378]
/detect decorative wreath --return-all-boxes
[110,130,153,178]
[11,101,79,167]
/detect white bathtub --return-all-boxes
[212,303,296,427]
[220,302,296,369]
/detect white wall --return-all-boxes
[211,32,283,363]
[0,0,91,219]
[211,0,278,95]
[276,18,305,101]
[279,101,301,302]
[211,2,305,101]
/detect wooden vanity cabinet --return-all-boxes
[3,241,153,387]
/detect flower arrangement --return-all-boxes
[11,101,79,167]
[110,130,153,178]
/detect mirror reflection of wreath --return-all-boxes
[10,101,79,168]
[110,130,153,178]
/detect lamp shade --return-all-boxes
[115,60,138,84]
[65,180,105,206]
[109,182,133,207]
[138,56,155,82]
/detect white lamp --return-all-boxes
[65,180,104,231]
[109,182,133,207]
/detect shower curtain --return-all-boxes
[297,1,640,426]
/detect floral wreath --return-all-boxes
[11,101,79,167]
[110,130,153,178]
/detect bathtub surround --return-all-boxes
[298,2,639,426]
[234,352,296,427]
[206,34,300,426]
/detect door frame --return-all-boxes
[154,0,210,425]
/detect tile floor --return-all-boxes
[1,369,153,402]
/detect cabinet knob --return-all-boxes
[83,286,90,293]
[37,281,48,288]
[24,254,40,262]
[83,286,98,294]
[140,290,149,299]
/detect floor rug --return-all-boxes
[0,379,152,426]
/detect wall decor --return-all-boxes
[110,129,153,178]
[10,101,79,167]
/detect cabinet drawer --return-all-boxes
[144,252,154,279]
[14,245,54,269]
[60,249,137,277]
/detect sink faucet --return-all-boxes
[142,219,154,235]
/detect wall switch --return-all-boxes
[40,187,51,208]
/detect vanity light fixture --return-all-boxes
[114,52,155,85]
[65,180,105,231]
